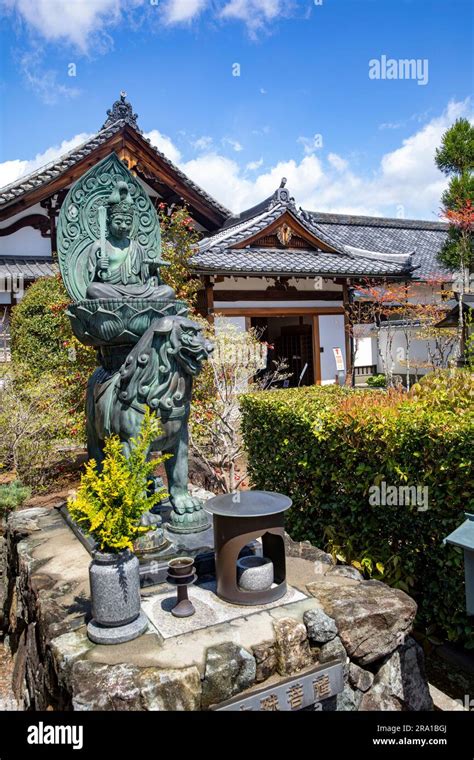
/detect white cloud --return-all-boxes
[2,0,292,50]
[162,0,208,24]
[1,99,471,224]
[379,121,403,130]
[297,133,324,154]
[181,99,472,219]
[327,153,348,172]
[1,0,133,53]
[246,158,263,171]
[192,135,214,151]
[222,137,243,152]
[19,48,80,105]
[145,129,182,164]
[0,133,92,189]
[220,0,286,33]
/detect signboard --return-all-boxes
[212,661,344,712]
[332,347,345,372]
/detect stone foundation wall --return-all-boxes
[0,531,6,630]
[3,507,433,712]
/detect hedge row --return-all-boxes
[241,372,474,647]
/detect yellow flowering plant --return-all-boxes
[68,409,168,552]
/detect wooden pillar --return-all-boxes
[342,282,353,380]
[204,275,214,323]
[312,314,321,385]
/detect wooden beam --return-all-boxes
[215,306,344,317]
[0,214,50,237]
[214,290,343,302]
[312,314,322,385]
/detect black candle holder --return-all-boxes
[167,557,196,617]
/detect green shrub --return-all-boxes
[366,373,386,387]
[0,480,31,517]
[9,276,96,443]
[0,364,72,488]
[68,410,168,552]
[241,373,474,647]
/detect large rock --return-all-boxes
[252,640,278,683]
[135,667,201,711]
[284,534,334,574]
[326,565,363,582]
[337,683,362,711]
[359,682,403,711]
[72,662,142,711]
[348,663,374,693]
[318,636,347,664]
[371,637,433,711]
[303,609,337,643]
[201,643,256,709]
[307,578,416,665]
[71,661,201,711]
[273,617,314,675]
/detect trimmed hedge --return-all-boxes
[241,373,474,646]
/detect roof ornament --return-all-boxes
[101,91,141,132]
[272,177,295,207]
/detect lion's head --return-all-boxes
[166,316,213,377]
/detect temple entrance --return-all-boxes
[251,315,315,387]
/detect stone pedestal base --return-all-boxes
[87,611,148,645]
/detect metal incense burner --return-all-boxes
[205,490,292,606]
[167,557,196,617]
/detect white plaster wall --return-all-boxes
[318,314,346,383]
[377,329,456,376]
[354,335,377,367]
[215,315,246,332]
[0,227,51,257]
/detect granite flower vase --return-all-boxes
[87,549,148,645]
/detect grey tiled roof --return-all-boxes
[0,257,57,279]
[193,200,414,278]
[192,247,412,277]
[304,211,451,281]
[0,119,230,220]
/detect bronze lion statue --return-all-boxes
[86,315,213,529]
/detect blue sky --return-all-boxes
[0,0,472,218]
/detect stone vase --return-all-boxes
[87,549,148,645]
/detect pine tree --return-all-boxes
[435,117,474,271]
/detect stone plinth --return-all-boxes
[2,507,432,711]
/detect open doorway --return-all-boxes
[251,315,314,386]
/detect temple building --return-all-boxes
[0,94,453,382]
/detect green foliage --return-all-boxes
[366,373,387,387]
[158,205,202,307]
[68,410,168,552]
[0,363,73,488]
[241,375,474,646]
[0,480,31,517]
[435,118,474,270]
[435,118,474,176]
[9,276,97,442]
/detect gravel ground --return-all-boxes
[0,641,18,710]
